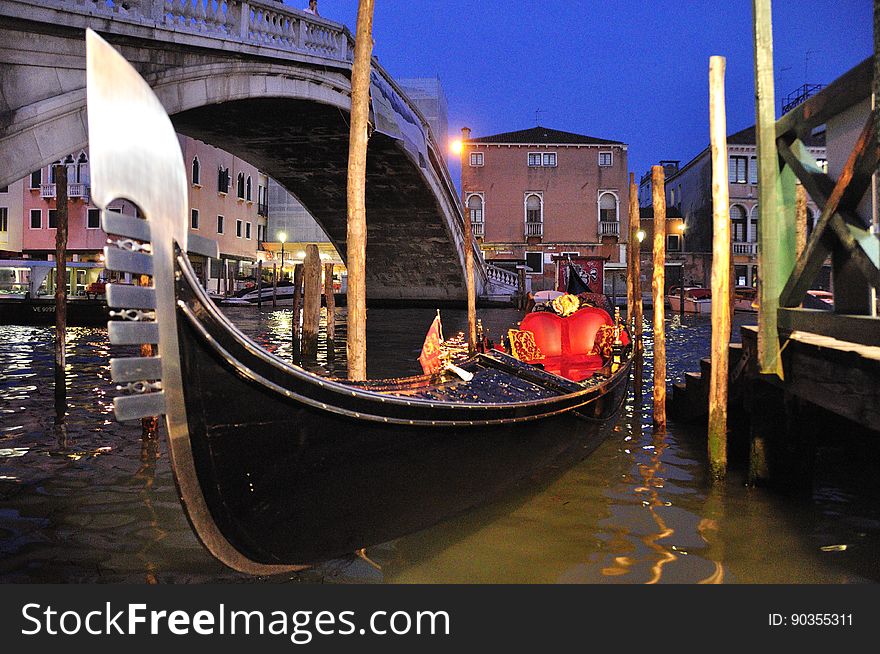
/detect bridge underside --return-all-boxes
[173,99,465,302]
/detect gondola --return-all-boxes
[86,31,632,575]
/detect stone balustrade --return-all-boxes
[45,0,352,62]
[485,264,518,289]
[733,241,758,255]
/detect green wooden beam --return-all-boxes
[753,0,795,377]
[777,123,880,307]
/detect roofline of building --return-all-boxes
[465,142,628,150]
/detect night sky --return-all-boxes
[285,1,872,183]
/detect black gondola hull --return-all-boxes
[175,262,630,565]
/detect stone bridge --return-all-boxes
[0,0,504,301]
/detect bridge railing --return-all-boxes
[49,1,352,62]
[485,264,518,290]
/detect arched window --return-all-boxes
[237,172,245,199]
[749,205,759,243]
[526,194,542,223]
[246,176,252,202]
[467,194,484,237]
[467,194,483,223]
[730,204,747,242]
[76,152,89,184]
[525,194,542,237]
[598,192,618,222]
[191,157,201,185]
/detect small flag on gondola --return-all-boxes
[418,313,443,375]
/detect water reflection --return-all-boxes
[0,312,878,583]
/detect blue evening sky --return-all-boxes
[284,1,872,183]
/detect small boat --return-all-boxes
[218,281,347,307]
[87,31,632,574]
[667,286,712,314]
[0,259,109,326]
[734,286,758,313]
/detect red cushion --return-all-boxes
[519,312,564,356]
[567,308,613,354]
[521,307,613,357]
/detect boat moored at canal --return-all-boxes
[87,31,632,574]
[0,259,109,326]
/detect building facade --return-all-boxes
[641,125,826,289]
[4,136,268,291]
[0,178,24,257]
[460,126,630,293]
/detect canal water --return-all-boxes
[1,306,878,583]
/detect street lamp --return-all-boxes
[278,231,287,282]
[637,229,646,243]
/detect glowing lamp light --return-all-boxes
[296,251,306,259]
[636,229,646,243]
[450,139,463,155]
[278,232,287,244]
[678,223,686,233]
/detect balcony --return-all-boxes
[525,221,543,238]
[733,241,758,255]
[599,220,620,237]
[471,221,484,238]
[40,183,90,201]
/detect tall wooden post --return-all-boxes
[795,183,808,260]
[753,0,796,376]
[324,262,336,357]
[651,165,667,431]
[139,273,158,439]
[517,267,526,309]
[302,245,321,358]
[708,55,731,480]
[256,259,263,308]
[630,176,643,348]
[291,263,303,363]
[272,262,278,307]
[53,164,68,424]
[463,205,477,354]
[345,0,375,381]
[626,172,635,328]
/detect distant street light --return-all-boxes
[637,229,646,243]
[450,139,463,155]
[278,231,287,281]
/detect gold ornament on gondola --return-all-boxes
[551,293,580,317]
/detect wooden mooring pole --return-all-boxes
[256,259,263,308]
[753,0,796,376]
[302,245,321,359]
[651,165,667,431]
[345,0,375,381]
[463,207,477,354]
[708,55,731,480]
[53,164,68,425]
[272,262,278,308]
[291,263,303,363]
[795,183,808,260]
[324,262,336,358]
[626,173,635,330]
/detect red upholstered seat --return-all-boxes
[516,307,616,382]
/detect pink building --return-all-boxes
[460,126,630,293]
[12,136,268,290]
